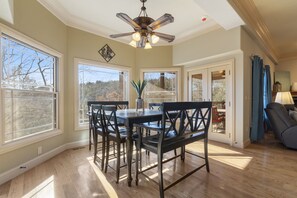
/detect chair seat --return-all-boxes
[106,127,127,142]
[134,122,170,131]
[141,131,177,153]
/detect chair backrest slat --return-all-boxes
[149,103,162,110]
[160,102,212,146]
[102,105,122,140]
[91,104,104,132]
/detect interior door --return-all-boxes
[188,65,233,144]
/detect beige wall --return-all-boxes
[173,27,248,148]
[66,27,136,143]
[241,28,276,144]
[135,46,173,69]
[173,27,241,66]
[0,0,67,174]
[172,26,276,148]
[66,28,174,142]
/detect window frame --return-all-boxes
[140,67,182,102]
[0,24,64,154]
[74,58,131,130]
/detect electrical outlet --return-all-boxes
[38,146,42,155]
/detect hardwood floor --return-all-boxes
[1,133,297,198]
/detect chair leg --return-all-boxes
[89,127,92,150]
[140,148,142,173]
[105,138,110,173]
[113,142,116,156]
[116,142,121,183]
[181,146,185,161]
[204,138,210,172]
[145,128,150,155]
[101,135,105,171]
[93,133,98,163]
[122,142,126,163]
[135,145,139,186]
[158,152,164,198]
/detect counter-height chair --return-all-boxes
[135,102,174,156]
[135,102,212,198]
[87,101,129,151]
[102,105,129,183]
[91,104,106,170]
[87,102,95,151]
[143,103,162,136]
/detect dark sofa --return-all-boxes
[265,102,297,149]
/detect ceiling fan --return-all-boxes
[110,0,175,49]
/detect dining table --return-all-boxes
[116,108,163,186]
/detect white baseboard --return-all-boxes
[0,139,88,186]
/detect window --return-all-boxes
[0,26,62,148]
[75,59,130,129]
[141,68,181,106]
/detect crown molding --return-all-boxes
[278,53,297,62]
[228,0,279,64]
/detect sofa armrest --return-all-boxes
[281,126,297,149]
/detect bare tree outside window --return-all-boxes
[1,35,57,143]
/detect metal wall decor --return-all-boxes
[98,44,115,62]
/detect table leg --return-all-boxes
[126,126,133,186]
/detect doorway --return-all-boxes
[187,60,234,144]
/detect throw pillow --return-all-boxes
[289,110,297,121]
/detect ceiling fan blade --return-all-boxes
[116,13,141,30]
[137,36,147,48]
[110,32,134,38]
[148,13,174,31]
[154,32,175,42]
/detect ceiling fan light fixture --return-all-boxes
[129,40,137,48]
[151,34,160,44]
[110,0,174,49]
[132,32,141,41]
[144,41,152,49]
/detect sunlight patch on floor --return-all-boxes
[210,155,252,170]
[118,174,128,183]
[186,142,253,170]
[22,176,54,198]
[87,156,118,198]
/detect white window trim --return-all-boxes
[140,67,182,101]
[0,23,64,155]
[74,58,131,131]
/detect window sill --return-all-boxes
[0,129,63,155]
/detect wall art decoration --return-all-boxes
[98,44,115,62]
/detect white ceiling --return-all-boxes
[37,0,244,45]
